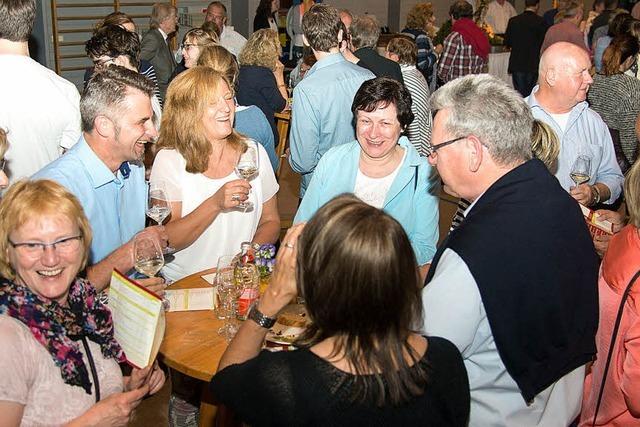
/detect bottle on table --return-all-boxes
[235,242,260,320]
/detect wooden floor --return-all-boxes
[129,161,458,427]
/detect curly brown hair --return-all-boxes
[238,29,281,71]
[406,3,434,31]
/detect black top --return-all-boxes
[353,47,404,84]
[236,65,287,143]
[425,159,599,402]
[210,336,470,426]
[504,11,548,73]
[254,11,278,32]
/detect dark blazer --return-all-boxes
[353,47,404,84]
[140,28,176,102]
[236,65,287,143]
[504,11,548,73]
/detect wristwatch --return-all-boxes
[248,305,276,329]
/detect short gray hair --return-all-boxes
[149,2,176,29]
[430,74,533,166]
[350,15,380,49]
[80,65,154,132]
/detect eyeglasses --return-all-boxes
[9,235,83,257]
[0,159,5,172]
[93,57,114,68]
[180,43,198,50]
[426,136,467,156]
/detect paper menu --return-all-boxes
[108,271,165,369]
[165,287,217,312]
[579,204,615,237]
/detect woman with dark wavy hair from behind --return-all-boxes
[211,194,470,426]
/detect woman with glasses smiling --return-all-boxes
[0,180,165,426]
[169,27,218,82]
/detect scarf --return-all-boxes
[0,277,125,394]
[452,18,490,60]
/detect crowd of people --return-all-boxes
[0,0,638,425]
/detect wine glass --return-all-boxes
[216,255,240,341]
[234,143,259,211]
[134,236,164,278]
[147,181,175,253]
[570,155,592,187]
[146,181,171,226]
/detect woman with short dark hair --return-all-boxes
[294,77,439,277]
[211,194,470,426]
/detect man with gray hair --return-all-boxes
[204,1,246,57]
[422,74,599,425]
[0,0,80,185]
[140,2,178,101]
[527,42,623,206]
[34,66,167,295]
[349,15,403,83]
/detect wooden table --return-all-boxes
[159,268,227,427]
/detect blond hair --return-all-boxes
[0,180,93,280]
[238,29,281,71]
[530,120,560,171]
[0,127,7,160]
[197,44,239,87]
[157,67,246,174]
[406,3,434,32]
[183,27,218,47]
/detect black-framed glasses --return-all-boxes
[426,136,467,156]
[180,43,198,50]
[9,235,83,257]
[0,159,5,172]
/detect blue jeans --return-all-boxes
[512,72,538,98]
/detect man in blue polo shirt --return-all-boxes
[34,66,167,293]
[288,4,374,197]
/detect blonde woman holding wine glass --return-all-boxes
[150,67,280,283]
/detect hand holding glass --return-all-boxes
[134,236,164,278]
[234,144,259,211]
[570,155,592,186]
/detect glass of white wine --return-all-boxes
[134,236,164,278]
[234,143,259,211]
[146,181,171,226]
[570,155,592,187]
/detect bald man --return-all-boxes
[526,42,623,207]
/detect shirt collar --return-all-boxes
[76,137,128,188]
[306,52,345,77]
[158,28,168,41]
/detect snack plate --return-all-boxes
[266,322,306,345]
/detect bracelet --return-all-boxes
[591,184,601,205]
[248,305,276,328]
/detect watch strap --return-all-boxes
[248,305,276,329]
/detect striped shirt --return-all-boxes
[437,32,487,84]
[400,65,432,157]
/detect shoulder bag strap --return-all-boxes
[591,268,640,427]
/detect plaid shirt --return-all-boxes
[437,32,487,84]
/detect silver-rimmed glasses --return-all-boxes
[8,235,83,257]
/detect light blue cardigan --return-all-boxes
[294,136,439,265]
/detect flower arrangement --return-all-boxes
[255,244,276,277]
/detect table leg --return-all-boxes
[198,385,217,427]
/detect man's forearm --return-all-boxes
[86,242,133,291]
